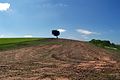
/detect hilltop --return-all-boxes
[0,38,119,80]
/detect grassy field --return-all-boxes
[0,38,62,51]
[0,38,41,44]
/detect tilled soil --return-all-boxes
[0,39,119,80]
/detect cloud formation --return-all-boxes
[38,3,68,8]
[24,35,33,38]
[0,3,10,11]
[57,29,66,33]
[77,29,96,35]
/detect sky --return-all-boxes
[0,0,120,43]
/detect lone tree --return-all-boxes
[52,30,60,38]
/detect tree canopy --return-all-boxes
[52,30,60,38]
[89,39,117,48]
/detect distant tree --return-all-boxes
[52,30,60,38]
[89,39,120,50]
[90,39,116,47]
[102,40,111,46]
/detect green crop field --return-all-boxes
[0,38,62,51]
[0,38,41,51]
[0,38,41,44]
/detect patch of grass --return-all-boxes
[0,38,41,44]
[0,38,63,51]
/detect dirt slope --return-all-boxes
[0,39,119,80]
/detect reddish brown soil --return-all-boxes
[0,39,119,80]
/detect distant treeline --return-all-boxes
[89,39,120,50]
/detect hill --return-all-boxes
[0,38,119,80]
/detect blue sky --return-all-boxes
[0,0,120,43]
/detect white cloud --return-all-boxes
[39,3,68,8]
[55,3,68,7]
[77,29,92,35]
[57,29,66,33]
[76,29,98,35]
[76,29,100,40]
[0,3,10,11]
[24,35,33,38]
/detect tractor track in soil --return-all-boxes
[0,39,119,80]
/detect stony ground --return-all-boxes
[0,39,119,80]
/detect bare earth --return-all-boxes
[0,39,120,80]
